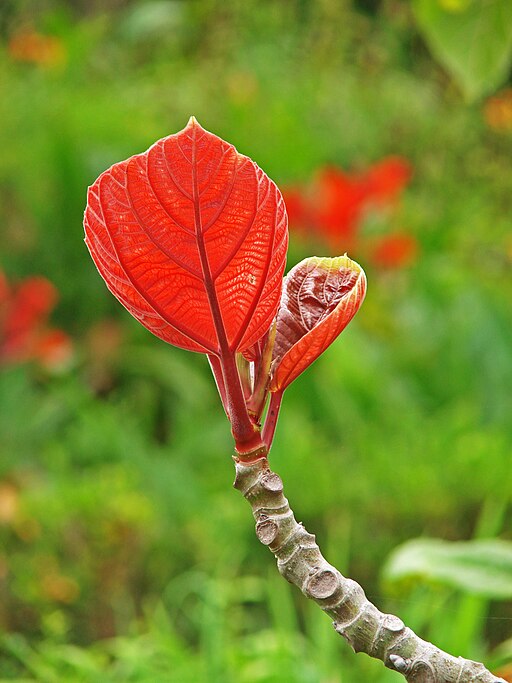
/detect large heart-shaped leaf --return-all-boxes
[383,538,512,599]
[413,0,512,101]
[84,118,288,356]
[270,255,366,392]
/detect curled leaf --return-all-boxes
[84,117,288,356]
[270,255,366,392]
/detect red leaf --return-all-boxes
[84,118,288,356]
[270,255,366,392]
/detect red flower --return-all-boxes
[310,166,367,248]
[284,166,366,250]
[282,187,309,231]
[0,271,9,307]
[361,156,413,206]
[284,157,415,266]
[0,271,73,370]
[370,233,418,269]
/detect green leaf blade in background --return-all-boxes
[383,538,512,599]
[413,0,512,101]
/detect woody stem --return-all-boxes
[233,453,505,683]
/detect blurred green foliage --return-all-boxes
[0,0,511,681]
[413,0,512,101]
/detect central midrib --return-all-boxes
[190,127,231,358]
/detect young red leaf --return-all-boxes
[270,255,366,392]
[84,117,288,357]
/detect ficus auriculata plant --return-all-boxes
[84,117,366,456]
[84,119,504,683]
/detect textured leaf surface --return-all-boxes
[383,538,512,599]
[84,118,288,355]
[413,0,512,101]
[270,255,366,392]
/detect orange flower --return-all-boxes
[40,573,80,604]
[0,271,73,370]
[35,329,74,371]
[483,88,512,132]
[495,664,512,682]
[0,482,19,525]
[8,30,66,68]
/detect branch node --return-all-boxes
[256,519,279,545]
[390,654,410,673]
[261,471,283,493]
[330,577,366,625]
[408,659,437,682]
[305,568,339,600]
[232,456,267,494]
[276,530,319,577]
[383,613,405,633]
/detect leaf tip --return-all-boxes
[186,115,199,129]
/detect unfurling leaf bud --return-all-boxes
[270,255,366,392]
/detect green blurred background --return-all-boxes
[0,1,511,681]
